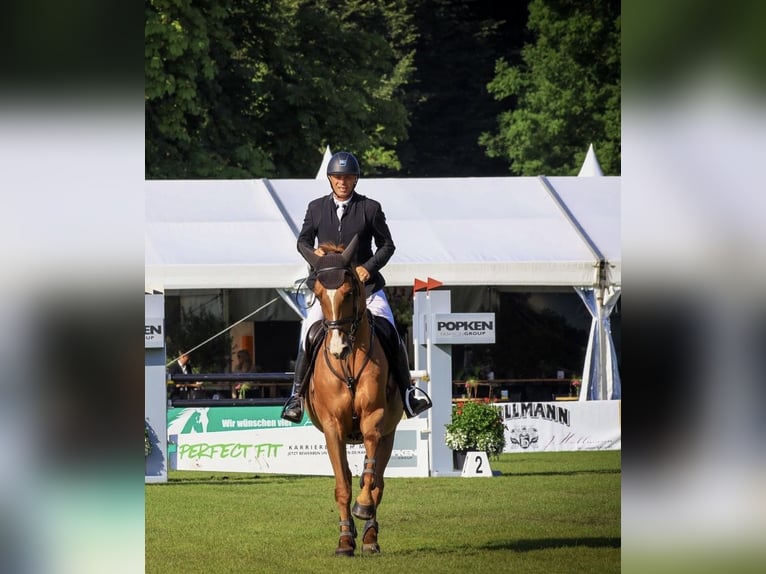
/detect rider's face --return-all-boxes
[329,174,357,201]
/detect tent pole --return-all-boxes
[596,286,608,400]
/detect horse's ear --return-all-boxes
[341,235,359,266]
[299,243,321,268]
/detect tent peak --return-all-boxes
[578,143,603,177]
[315,145,333,179]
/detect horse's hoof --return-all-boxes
[362,543,380,555]
[334,548,355,557]
[351,502,375,520]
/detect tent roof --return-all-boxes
[578,143,604,177]
[145,179,306,291]
[315,146,333,179]
[145,175,620,291]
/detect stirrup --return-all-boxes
[404,386,432,417]
[281,395,304,423]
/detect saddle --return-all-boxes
[300,313,401,396]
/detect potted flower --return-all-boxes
[445,399,506,470]
[233,382,252,399]
[571,377,582,397]
[464,376,478,398]
[461,365,482,398]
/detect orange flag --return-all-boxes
[426,277,443,290]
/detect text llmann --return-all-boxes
[503,403,570,427]
[436,320,494,331]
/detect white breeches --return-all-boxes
[299,289,395,349]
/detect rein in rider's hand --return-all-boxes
[355,266,369,283]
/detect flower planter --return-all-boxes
[445,400,506,463]
[452,450,468,471]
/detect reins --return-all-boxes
[316,264,376,417]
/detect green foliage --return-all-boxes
[146,1,621,178]
[145,0,276,178]
[146,451,621,573]
[445,399,506,455]
[480,0,621,175]
[145,0,416,178]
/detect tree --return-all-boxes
[145,0,278,178]
[145,0,417,178]
[479,0,620,175]
[261,0,418,176]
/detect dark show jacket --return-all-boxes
[297,192,395,294]
[168,361,192,377]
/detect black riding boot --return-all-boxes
[281,348,311,423]
[281,322,324,423]
[375,317,432,418]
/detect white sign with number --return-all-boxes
[460,450,493,478]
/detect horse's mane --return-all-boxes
[318,241,344,254]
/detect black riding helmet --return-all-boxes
[326,151,360,176]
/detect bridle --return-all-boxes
[315,264,364,342]
[312,263,375,407]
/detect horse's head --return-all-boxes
[300,236,364,359]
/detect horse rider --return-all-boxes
[281,150,433,423]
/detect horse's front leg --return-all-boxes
[360,431,395,554]
[370,431,395,509]
[352,414,384,521]
[324,429,356,557]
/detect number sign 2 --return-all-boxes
[460,450,493,478]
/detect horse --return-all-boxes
[298,236,404,557]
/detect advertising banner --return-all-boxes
[167,406,430,477]
[145,293,167,483]
[145,318,164,348]
[431,313,496,344]
[498,400,621,452]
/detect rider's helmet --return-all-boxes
[326,151,360,176]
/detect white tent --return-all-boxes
[269,176,620,288]
[145,179,307,291]
[571,144,620,401]
[145,176,620,289]
[145,171,620,399]
[578,143,604,177]
[315,146,333,179]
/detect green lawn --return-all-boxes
[146,450,620,573]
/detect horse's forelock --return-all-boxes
[318,241,344,254]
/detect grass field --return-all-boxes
[146,450,620,573]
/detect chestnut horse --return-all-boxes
[299,236,404,556]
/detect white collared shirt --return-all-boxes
[335,198,351,220]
